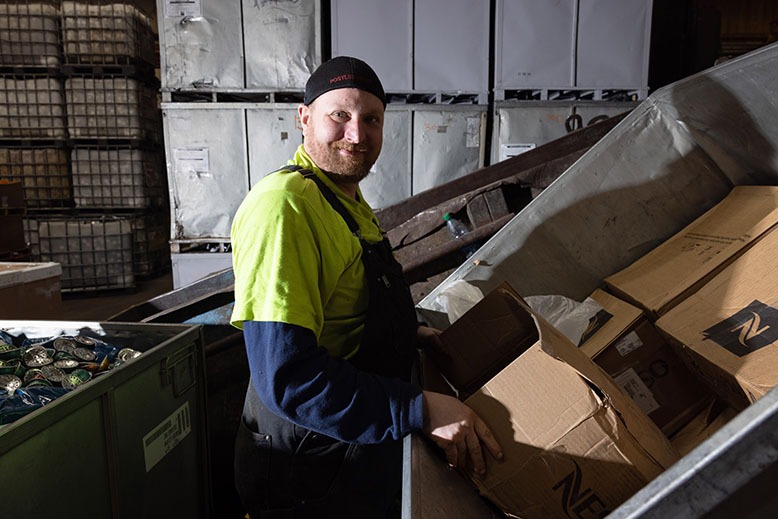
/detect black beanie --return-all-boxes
[304,56,386,107]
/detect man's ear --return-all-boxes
[298,103,310,132]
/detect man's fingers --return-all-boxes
[444,444,456,467]
[443,440,466,469]
[475,419,504,461]
[422,392,504,475]
[465,432,486,475]
[456,439,467,469]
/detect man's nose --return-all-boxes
[343,119,365,143]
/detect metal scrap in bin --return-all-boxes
[0,327,141,425]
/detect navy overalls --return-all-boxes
[234,168,420,518]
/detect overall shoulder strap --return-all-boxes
[284,165,361,237]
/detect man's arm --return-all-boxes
[415,325,504,474]
[244,320,424,444]
[245,320,503,473]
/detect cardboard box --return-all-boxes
[436,283,678,519]
[427,286,538,399]
[580,289,712,436]
[0,262,62,319]
[0,181,26,254]
[604,186,778,319]
[669,396,739,457]
[656,223,778,410]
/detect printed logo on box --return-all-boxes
[703,300,778,357]
[552,460,611,518]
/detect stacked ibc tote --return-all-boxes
[331,0,490,211]
[157,0,322,288]
[0,1,68,260]
[0,0,170,292]
[492,0,652,164]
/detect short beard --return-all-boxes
[328,143,372,182]
[326,167,371,183]
[307,140,377,182]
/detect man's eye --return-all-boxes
[331,111,348,120]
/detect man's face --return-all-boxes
[299,88,384,184]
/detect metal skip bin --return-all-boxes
[109,267,247,518]
[407,42,778,518]
[0,321,210,518]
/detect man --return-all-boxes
[231,56,502,518]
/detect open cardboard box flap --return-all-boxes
[578,288,644,359]
[430,282,679,518]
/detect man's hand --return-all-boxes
[422,390,503,476]
[416,325,443,351]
